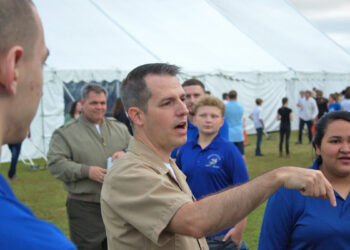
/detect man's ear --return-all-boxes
[128,107,144,127]
[0,46,24,96]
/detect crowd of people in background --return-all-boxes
[1,1,349,249]
[221,85,350,160]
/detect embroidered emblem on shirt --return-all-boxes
[205,154,221,169]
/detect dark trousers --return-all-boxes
[206,234,249,250]
[8,142,22,179]
[298,119,313,143]
[66,199,107,250]
[255,128,263,155]
[279,127,291,154]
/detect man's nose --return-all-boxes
[177,100,189,116]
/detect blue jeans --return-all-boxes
[8,142,22,179]
[255,128,263,155]
[206,234,249,250]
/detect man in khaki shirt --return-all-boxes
[101,63,336,250]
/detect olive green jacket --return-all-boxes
[48,114,131,202]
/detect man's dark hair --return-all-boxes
[345,89,350,99]
[282,97,288,105]
[182,78,205,91]
[228,90,237,99]
[0,0,38,59]
[222,93,228,100]
[81,84,107,99]
[256,98,263,105]
[121,63,180,112]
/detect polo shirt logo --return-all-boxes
[206,154,221,169]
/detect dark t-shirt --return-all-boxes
[278,107,292,129]
[316,97,328,119]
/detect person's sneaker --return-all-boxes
[279,152,283,157]
[286,154,291,158]
[255,153,264,157]
[295,141,302,145]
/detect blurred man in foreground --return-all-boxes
[0,0,75,249]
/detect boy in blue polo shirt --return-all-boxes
[176,96,249,250]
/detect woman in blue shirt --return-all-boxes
[259,111,350,250]
[328,93,341,112]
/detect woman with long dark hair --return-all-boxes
[112,98,133,135]
[259,111,350,249]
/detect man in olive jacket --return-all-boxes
[48,84,131,250]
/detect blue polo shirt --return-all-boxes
[176,135,249,236]
[0,174,76,250]
[259,161,350,250]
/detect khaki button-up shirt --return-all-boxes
[101,138,209,250]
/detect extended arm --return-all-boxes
[166,167,336,238]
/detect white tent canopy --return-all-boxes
[2,0,350,162]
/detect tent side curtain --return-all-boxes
[2,70,350,163]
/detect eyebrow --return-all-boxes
[159,96,175,102]
[327,135,342,139]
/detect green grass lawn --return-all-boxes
[0,131,317,249]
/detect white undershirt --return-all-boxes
[164,163,177,181]
[95,124,101,134]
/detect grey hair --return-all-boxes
[81,84,107,99]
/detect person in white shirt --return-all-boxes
[249,98,264,156]
[296,90,318,144]
[341,89,350,112]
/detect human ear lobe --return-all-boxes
[0,46,24,96]
[128,107,144,126]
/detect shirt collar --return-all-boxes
[191,134,222,150]
[79,114,106,131]
[128,138,171,176]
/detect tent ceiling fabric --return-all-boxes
[208,0,350,73]
[35,0,288,72]
[34,0,350,73]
